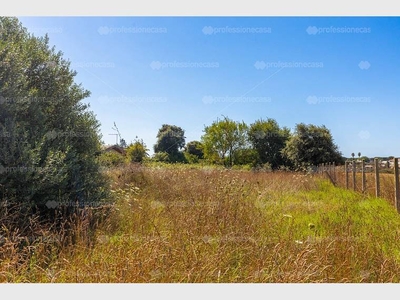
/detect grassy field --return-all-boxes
[2,164,400,282]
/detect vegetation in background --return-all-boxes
[149,118,345,170]
[201,116,248,166]
[98,151,125,167]
[282,123,344,171]
[126,138,149,163]
[248,118,291,169]
[153,124,186,163]
[185,141,204,159]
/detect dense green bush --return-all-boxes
[185,141,204,159]
[98,151,126,168]
[184,152,199,164]
[126,139,149,163]
[152,152,170,163]
[0,17,109,215]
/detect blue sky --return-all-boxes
[17,16,400,158]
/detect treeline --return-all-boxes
[118,116,344,171]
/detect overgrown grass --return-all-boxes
[334,169,398,207]
[2,164,400,282]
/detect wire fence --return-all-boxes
[316,158,400,213]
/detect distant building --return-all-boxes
[101,144,126,156]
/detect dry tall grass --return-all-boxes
[2,164,400,283]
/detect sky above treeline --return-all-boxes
[18,16,400,158]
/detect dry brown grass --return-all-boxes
[2,164,400,283]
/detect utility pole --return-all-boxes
[111,122,126,147]
[112,122,122,142]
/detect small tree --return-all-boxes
[201,116,248,166]
[185,141,204,159]
[126,139,149,163]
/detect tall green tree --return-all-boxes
[248,118,291,169]
[0,17,108,213]
[154,124,185,162]
[201,116,248,166]
[282,123,343,170]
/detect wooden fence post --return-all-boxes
[345,161,349,189]
[361,159,366,193]
[333,162,336,183]
[395,158,400,213]
[374,158,380,198]
[352,159,356,191]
